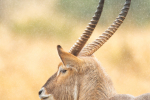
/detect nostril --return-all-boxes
[39,90,43,95]
[39,88,50,99]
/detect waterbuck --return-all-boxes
[39,0,150,100]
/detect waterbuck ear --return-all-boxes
[57,45,81,67]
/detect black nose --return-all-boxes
[39,89,43,95]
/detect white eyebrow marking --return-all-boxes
[57,65,78,76]
[57,66,62,76]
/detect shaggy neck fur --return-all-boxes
[78,57,116,100]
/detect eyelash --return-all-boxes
[60,69,67,73]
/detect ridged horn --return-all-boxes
[80,0,131,56]
[69,0,105,56]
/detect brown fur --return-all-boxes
[77,57,116,100]
[42,46,116,100]
[39,0,150,99]
[41,47,150,100]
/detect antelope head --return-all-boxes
[39,0,131,100]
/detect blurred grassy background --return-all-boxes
[0,0,150,99]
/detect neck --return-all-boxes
[77,57,116,100]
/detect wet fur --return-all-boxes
[43,55,116,100]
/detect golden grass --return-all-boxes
[0,24,150,100]
[1,0,150,99]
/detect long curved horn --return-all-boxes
[80,0,131,56]
[69,0,105,56]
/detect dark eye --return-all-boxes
[61,69,67,73]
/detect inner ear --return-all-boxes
[57,45,82,68]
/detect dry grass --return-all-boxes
[0,0,150,99]
[0,24,150,100]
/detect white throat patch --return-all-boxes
[74,81,78,100]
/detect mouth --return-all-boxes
[39,87,51,99]
[39,94,51,99]
[42,97,49,99]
